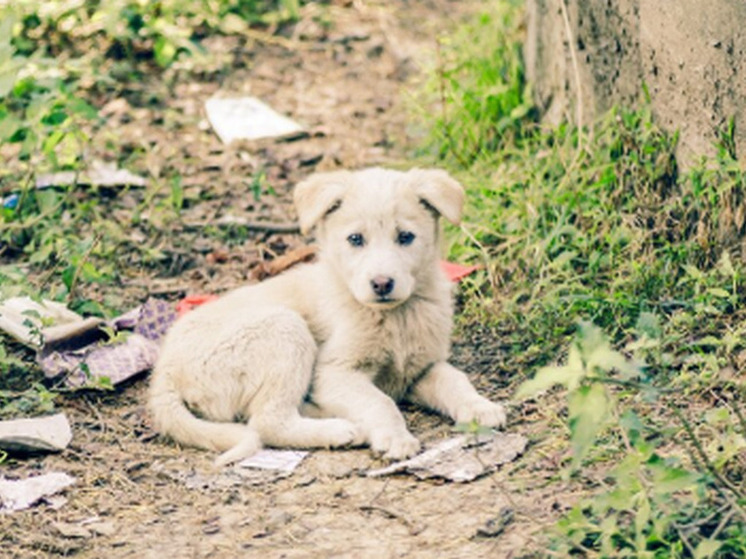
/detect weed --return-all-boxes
[414,0,746,554]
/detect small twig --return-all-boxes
[673,522,697,557]
[558,0,584,153]
[711,387,746,435]
[242,28,297,50]
[460,223,499,293]
[359,505,425,536]
[66,234,100,303]
[710,507,737,540]
[182,220,301,234]
[669,404,746,519]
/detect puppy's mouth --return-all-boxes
[366,296,405,309]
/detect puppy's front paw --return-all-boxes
[323,418,362,448]
[370,429,421,460]
[454,398,507,429]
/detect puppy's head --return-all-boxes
[294,167,464,309]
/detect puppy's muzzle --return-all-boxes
[371,275,395,298]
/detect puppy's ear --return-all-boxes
[293,171,352,234]
[407,169,465,225]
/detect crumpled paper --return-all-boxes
[0,472,76,513]
[367,432,527,482]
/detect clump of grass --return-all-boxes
[414,1,746,555]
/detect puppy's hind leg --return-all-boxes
[247,310,359,449]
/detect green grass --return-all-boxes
[414,1,746,556]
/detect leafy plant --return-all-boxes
[517,322,745,557]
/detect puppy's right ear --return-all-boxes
[294,171,352,234]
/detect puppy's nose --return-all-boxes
[371,276,395,297]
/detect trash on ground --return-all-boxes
[35,159,146,189]
[0,296,96,348]
[238,449,308,473]
[175,294,219,317]
[153,450,306,488]
[0,413,72,454]
[366,432,527,482]
[0,472,76,513]
[38,298,176,388]
[205,96,306,143]
[440,261,481,282]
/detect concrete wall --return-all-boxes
[524,0,746,167]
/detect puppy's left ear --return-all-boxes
[407,169,465,225]
[294,171,352,234]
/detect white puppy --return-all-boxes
[149,168,506,465]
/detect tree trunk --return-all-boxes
[524,0,746,167]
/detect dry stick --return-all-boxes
[712,386,746,435]
[558,0,584,153]
[460,223,499,293]
[182,220,301,234]
[673,523,697,557]
[358,505,425,536]
[710,507,737,540]
[66,234,101,304]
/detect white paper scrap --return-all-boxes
[238,449,308,473]
[0,413,73,453]
[205,97,305,143]
[0,472,76,513]
[367,433,527,482]
[0,296,86,347]
[35,160,146,189]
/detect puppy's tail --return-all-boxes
[148,370,261,466]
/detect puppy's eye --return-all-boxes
[347,233,365,247]
[397,231,416,246]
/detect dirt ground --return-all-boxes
[2,2,571,557]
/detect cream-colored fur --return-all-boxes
[148,167,506,465]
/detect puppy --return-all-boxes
[149,168,506,465]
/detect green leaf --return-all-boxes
[219,13,249,34]
[694,539,721,559]
[649,463,699,496]
[0,68,19,98]
[514,345,585,399]
[635,311,661,339]
[35,189,60,214]
[707,287,730,299]
[67,97,99,120]
[154,36,177,67]
[568,383,609,465]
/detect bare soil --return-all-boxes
[1,2,571,557]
